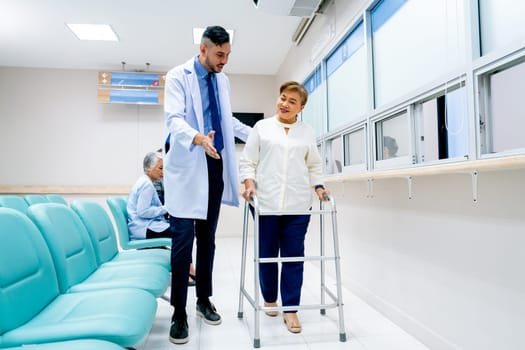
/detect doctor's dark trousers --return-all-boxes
[170,155,223,318]
[257,213,311,312]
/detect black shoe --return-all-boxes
[188,274,196,287]
[196,300,222,325]
[169,318,189,344]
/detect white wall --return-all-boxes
[277,0,525,349]
[0,67,277,236]
[0,67,276,186]
[324,171,525,350]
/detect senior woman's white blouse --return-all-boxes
[239,116,323,212]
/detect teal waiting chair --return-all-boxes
[24,194,50,205]
[0,195,29,215]
[71,200,170,271]
[0,208,157,348]
[46,194,68,205]
[27,203,169,298]
[106,196,171,250]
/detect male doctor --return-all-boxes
[163,25,251,344]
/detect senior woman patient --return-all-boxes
[239,81,329,334]
[127,151,171,239]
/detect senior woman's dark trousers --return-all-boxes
[258,214,311,312]
[169,155,223,319]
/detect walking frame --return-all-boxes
[237,194,347,348]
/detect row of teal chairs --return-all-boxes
[0,195,66,216]
[0,195,172,251]
[0,198,171,349]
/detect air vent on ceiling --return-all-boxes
[252,0,322,17]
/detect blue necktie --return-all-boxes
[207,73,223,152]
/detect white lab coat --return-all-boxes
[163,56,251,219]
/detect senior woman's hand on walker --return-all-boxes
[316,186,330,202]
[242,179,257,202]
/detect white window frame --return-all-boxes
[372,107,414,170]
[475,48,525,158]
[412,80,469,166]
[342,123,368,174]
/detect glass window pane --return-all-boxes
[344,128,366,166]
[421,99,440,161]
[444,88,469,158]
[372,0,466,106]
[419,87,468,162]
[326,23,367,131]
[485,60,525,153]
[329,137,343,174]
[302,67,324,137]
[376,112,408,160]
[479,0,525,55]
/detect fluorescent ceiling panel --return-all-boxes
[66,23,119,41]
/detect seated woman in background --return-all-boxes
[128,151,196,285]
[127,151,171,240]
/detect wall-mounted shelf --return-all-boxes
[0,185,131,195]
[324,155,525,201]
[97,71,166,105]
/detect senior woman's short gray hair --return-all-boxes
[143,152,162,174]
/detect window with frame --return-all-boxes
[326,22,367,132]
[371,0,466,107]
[375,111,410,162]
[327,136,343,174]
[415,84,468,163]
[302,66,324,137]
[343,126,367,168]
[479,58,525,155]
[479,0,525,56]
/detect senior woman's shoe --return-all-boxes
[283,312,301,333]
[264,301,279,317]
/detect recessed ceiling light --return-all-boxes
[192,27,235,45]
[66,23,119,41]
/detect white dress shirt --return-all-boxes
[239,116,324,212]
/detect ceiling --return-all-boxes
[0,0,303,75]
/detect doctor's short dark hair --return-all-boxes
[202,26,230,46]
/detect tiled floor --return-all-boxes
[136,237,429,350]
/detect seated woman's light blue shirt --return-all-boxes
[127,174,169,240]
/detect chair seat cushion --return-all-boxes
[67,263,169,298]
[0,288,157,348]
[104,248,171,271]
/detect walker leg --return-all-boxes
[238,201,250,318]
[254,338,260,348]
[330,203,347,342]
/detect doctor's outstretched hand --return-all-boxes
[194,131,221,159]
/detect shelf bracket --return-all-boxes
[471,170,478,202]
[366,178,374,198]
[407,176,413,199]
